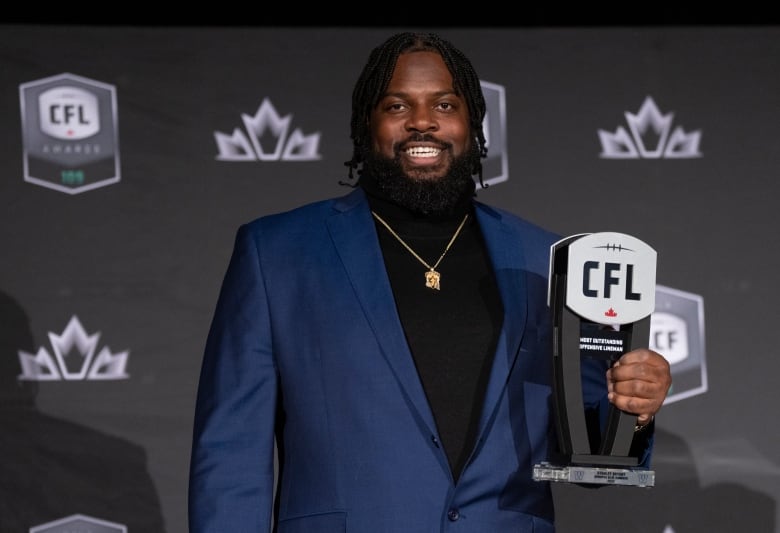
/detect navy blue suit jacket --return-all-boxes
[188,187,653,532]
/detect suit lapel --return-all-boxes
[326,189,439,432]
[473,205,529,434]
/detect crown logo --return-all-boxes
[17,315,129,381]
[30,514,127,533]
[598,96,702,159]
[214,98,322,161]
[604,308,618,317]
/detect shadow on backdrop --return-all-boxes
[552,426,775,532]
[0,289,166,532]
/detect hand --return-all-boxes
[606,348,672,426]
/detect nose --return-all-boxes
[405,106,438,132]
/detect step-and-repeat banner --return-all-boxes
[1,25,778,533]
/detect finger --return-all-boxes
[608,390,661,417]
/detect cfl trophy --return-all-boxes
[533,232,657,487]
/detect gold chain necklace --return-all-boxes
[371,211,469,291]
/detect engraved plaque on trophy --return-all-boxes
[533,232,657,487]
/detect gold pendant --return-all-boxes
[425,269,441,290]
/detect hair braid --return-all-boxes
[343,32,489,188]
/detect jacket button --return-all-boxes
[447,509,460,521]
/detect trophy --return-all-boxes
[533,232,657,487]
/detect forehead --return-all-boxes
[386,51,455,94]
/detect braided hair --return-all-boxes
[343,32,489,188]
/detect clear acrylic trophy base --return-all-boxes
[533,462,655,487]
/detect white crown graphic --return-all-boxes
[214,98,322,161]
[17,315,129,381]
[598,96,702,159]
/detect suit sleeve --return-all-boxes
[189,223,278,533]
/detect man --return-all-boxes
[188,32,672,532]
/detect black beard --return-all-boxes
[360,150,477,217]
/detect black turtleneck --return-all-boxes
[362,179,504,483]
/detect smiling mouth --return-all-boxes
[404,146,441,158]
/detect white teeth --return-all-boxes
[406,147,440,157]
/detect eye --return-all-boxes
[436,101,458,112]
[380,101,408,114]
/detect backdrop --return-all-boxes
[1,25,778,533]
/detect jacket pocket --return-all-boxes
[277,511,346,532]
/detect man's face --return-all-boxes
[369,51,471,182]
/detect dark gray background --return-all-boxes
[1,26,778,532]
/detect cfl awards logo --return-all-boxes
[565,232,657,326]
[19,73,121,194]
[650,285,707,404]
[598,96,702,159]
[17,315,129,381]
